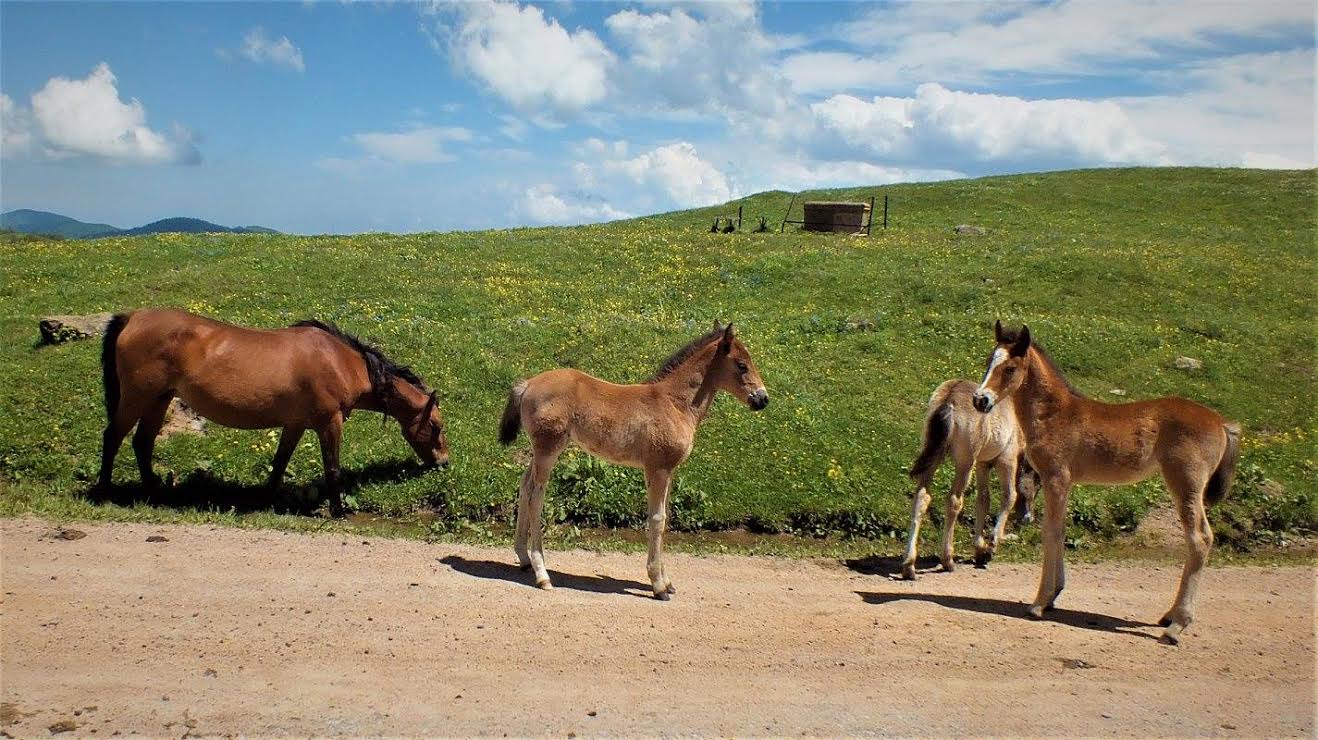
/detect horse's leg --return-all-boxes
[316,413,345,517]
[526,439,564,590]
[900,476,934,580]
[267,426,305,489]
[971,461,993,567]
[1159,467,1213,645]
[644,467,675,599]
[1028,474,1071,619]
[98,407,137,488]
[131,395,173,488]
[939,460,972,572]
[514,467,534,570]
[986,455,1020,562]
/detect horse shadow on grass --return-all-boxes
[439,555,653,599]
[854,589,1159,641]
[83,458,429,516]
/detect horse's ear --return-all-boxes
[720,322,735,352]
[1010,325,1031,357]
[712,319,722,332]
[425,390,437,414]
[994,319,1006,343]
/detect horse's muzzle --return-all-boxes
[749,389,769,411]
[972,393,993,413]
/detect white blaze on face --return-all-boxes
[977,347,1007,402]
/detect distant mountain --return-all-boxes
[0,209,279,238]
[116,217,277,236]
[0,209,119,239]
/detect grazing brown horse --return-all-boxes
[99,308,449,515]
[498,322,768,599]
[973,321,1240,644]
[901,379,1039,580]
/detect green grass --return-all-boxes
[1,167,1314,554]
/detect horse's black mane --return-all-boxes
[292,319,427,396]
[996,326,1087,399]
[649,325,726,382]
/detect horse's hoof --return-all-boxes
[900,564,916,581]
[973,551,992,569]
[665,582,676,595]
[654,590,671,601]
[519,562,532,572]
[940,560,955,573]
[1026,605,1046,620]
[1158,632,1181,646]
[535,578,554,590]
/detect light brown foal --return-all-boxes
[499,322,768,599]
[901,379,1038,580]
[974,321,1240,644]
[99,309,449,515]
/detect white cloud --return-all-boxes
[1,94,33,156]
[351,126,473,164]
[241,28,305,71]
[838,0,1313,85]
[432,1,612,116]
[517,183,630,225]
[498,114,529,141]
[13,63,199,165]
[596,141,737,208]
[782,52,899,95]
[1119,49,1315,168]
[604,3,788,118]
[801,83,1166,171]
[753,159,965,194]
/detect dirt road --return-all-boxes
[1,517,1312,738]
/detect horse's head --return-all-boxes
[710,322,769,410]
[401,389,451,468]
[973,320,1031,413]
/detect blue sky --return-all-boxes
[1,1,1313,234]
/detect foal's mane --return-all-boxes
[996,326,1087,399]
[648,325,726,383]
[292,319,428,397]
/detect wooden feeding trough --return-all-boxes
[803,201,869,233]
[780,194,887,235]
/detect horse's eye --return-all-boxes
[736,361,749,374]
[1003,366,1016,377]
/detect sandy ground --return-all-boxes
[0,517,1313,738]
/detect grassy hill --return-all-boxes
[0,167,1313,550]
[0,209,119,239]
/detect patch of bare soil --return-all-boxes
[0,517,1312,737]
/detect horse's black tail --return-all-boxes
[101,313,131,423]
[1205,422,1241,507]
[909,400,954,481]
[498,381,527,446]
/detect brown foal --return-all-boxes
[974,321,1240,644]
[498,322,769,599]
[99,309,449,515]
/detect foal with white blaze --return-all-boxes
[974,321,1240,644]
[498,323,769,599]
[900,379,1038,580]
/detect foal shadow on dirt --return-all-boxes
[844,554,939,579]
[855,590,1159,640]
[439,555,653,598]
[83,459,427,516]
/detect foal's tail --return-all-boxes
[498,381,527,446]
[100,313,131,422]
[909,383,958,481]
[1204,422,1241,507]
